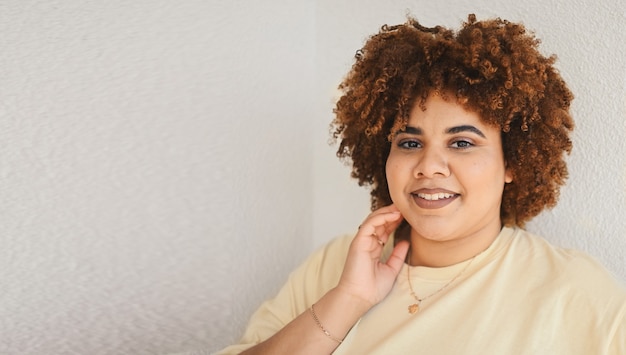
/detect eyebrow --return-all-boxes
[400,125,486,138]
[446,125,486,138]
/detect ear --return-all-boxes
[504,165,513,183]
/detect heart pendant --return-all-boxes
[408,303,419,314]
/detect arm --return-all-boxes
[239,287,369,355]
[240,205,409,355]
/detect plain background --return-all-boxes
[1,0,624,354]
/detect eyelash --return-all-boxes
[397,139,474,150]
[450,139,474,149]
[398,139,421,149]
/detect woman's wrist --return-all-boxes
[329,284,378,314]
[309,286,373,343]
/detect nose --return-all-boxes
[413,146,450,178]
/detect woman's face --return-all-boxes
[386,93,512,244]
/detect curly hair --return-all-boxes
[332,14,574,227]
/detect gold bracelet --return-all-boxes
[310,303,343,344]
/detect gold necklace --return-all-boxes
[406,250,478,314]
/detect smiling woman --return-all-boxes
[386,93,513,267]
[216,14,625,355]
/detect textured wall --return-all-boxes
[1,0,314,354]
[1,1,624,355]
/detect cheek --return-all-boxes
[386,156,412,199]
[467,153,506,177]
[385,158,401,193]
[465,157,507,195]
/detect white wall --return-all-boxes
[1,1,314,354]
[1,1,623,355]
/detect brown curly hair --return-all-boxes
[332,14,574,227]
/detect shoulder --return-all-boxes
[496,228,626,354]
[311,234,354,267]
[281,234,354,304]
[215,235,355,354]
[508,228,626,305]
[298,234,353,281]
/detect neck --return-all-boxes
[406,224,502,268]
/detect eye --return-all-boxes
[451,139,474,149]
[398,139,421,149]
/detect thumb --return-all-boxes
[385,240,410,276]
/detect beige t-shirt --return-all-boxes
[217,227,626,354]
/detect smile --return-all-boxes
[416,192,456,201]
[410,190,459,209]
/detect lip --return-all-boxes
[410,188,459,209]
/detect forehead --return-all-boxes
[407,93,484,126]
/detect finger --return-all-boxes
[378,205,404,237]
[365,204,400,218]
[382,214,404,236]
[385,240,410,275]
[357,205,401,228]
[376,215,404,246]
[358,211,402,234]
[374,236,385,247]
[354,205,404,250]
[384,204,401,213]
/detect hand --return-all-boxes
[336,204,410,309]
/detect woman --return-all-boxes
[217,14,625,354]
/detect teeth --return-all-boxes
[417,192,455,201]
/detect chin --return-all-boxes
[406,218,457,241]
